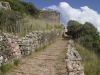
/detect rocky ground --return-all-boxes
[5,38,68,75]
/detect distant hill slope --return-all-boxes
[0,0,40,18]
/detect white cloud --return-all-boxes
[43,2,100,32]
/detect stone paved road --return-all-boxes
[5,38,68,75]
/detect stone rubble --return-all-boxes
[0,56,3,66]
[66,40,85,75]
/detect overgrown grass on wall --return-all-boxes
[16,18,62,37]
[75,43,100,75]
[1,15,62,37]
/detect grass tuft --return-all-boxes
[13,59,20,66]
[35,47,42,52]
[0,63,12,74]
[35,45,47,52]
[29,50,33,56]
[35,41,55,52]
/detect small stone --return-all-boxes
[0,56,3,66]
[4,58,8,62]
[66,62,73,72]
[77,71,85,75]
[69,72,77,75]
[77,65,84,71]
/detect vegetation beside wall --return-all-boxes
[75,43,100,75]
[67,20,100,74]
[0,14,62,37]
[67,20,100,54]
[16,16,62,37]
[0,0,62,37]
[0,0,40,36]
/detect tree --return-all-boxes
[67,20,100,53]
[67,20,82,39]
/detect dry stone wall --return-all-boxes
[18,29,61,55]
[0,30,12,66]
[0,29,62,67]
[40,10,60,24]
[66,40,85,75]
[3,33,21,59]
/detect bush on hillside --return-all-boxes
[67,20,100,53]
[20,1,40,18]
[0,0,40,34]
[0,0,40,18]
[0,10,23,33]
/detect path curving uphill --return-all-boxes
[5,38,68,75]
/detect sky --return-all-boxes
[23,0,100,32]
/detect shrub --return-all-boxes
[0,63,12,74]
[0,0,40,17]
[67,20,100,53]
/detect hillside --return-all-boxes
[0,0,40,17]
[0,1,66,74]
[75,43,100,75]
[0,0,62,36]
[1,0,99,75]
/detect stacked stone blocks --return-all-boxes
[0,29,62,67]
[66,40,85,75]
[40,10,60,24]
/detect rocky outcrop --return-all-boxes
[66,40,85,75]
[0,1,11,10]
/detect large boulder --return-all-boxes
[0,1,11,10]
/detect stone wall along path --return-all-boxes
[5,38,68,75]
[66,40,85,75]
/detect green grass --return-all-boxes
[2,16,62,37]
[13,59,20,66]
[29,50,33,56]
[0,59,20,74]
[35,41,55,52]
[0,63,12,74]
[35,44,48,52]
[37,64,44,67]
[75,43,100,75]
